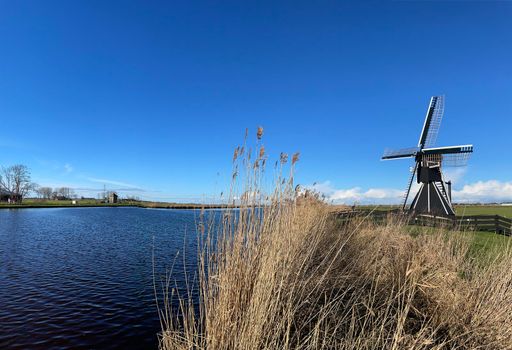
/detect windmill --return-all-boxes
[381,96,473,216]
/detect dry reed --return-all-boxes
[158,130,512,350]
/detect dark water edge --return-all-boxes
[0,207,203,349]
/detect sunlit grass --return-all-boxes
[455,205,512,218]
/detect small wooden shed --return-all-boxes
[108,192,118,204]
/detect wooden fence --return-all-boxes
[336,210,512,236]
[454,215,512,236]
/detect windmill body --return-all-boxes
[382,96,473,217]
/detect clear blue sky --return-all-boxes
[1,1,511,203]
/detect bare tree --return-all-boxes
[56,187,74,199]
[32,183,41,198]
[38,187,53,199]
[0,165,36,203]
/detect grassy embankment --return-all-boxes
[0,198,137,208]
[0,198,226,209]
[157,131,512,350]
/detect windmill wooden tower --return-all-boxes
[382,96,473,216]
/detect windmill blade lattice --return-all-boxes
[382,147,419,160]
[442,153,472,167]
[423,95,444,148]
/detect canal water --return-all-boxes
[0,207,202,349]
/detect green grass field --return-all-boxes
[23,199,105,205]
[359,204,512,218]
[469,229,510,255]
[0,199,131,207]
[455,205,512,218]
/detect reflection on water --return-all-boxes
[0,207,201,349]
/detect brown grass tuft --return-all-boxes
[259,146,265,159]
[158,132,512,350]
[292,152,299,165]
[257,126,264,140]
[280,152,288,164]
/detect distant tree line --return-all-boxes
[35,186,76,200]
[0,164,76,203]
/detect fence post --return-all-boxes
[495,215,498,234]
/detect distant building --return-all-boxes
[108,192,118,204]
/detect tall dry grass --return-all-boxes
[158,129,512,349]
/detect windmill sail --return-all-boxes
[441,153,473,167]
[382,147,419,160]
[418,95,444,149]
[402,162,418,210]
[422,145,473,155]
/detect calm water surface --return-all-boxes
[0,207,201,349]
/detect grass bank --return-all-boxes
[157,130,512,350]
[0,199,228,210]
[358,204,512,218]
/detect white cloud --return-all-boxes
[453,180,512,203]
[308,181,334,195]
[86,177,140,189]
[443,167,466,183]
[307,181,404,205]
[307,179,512,205]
